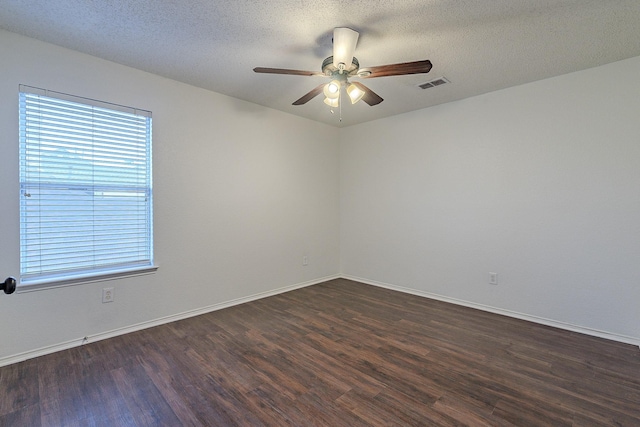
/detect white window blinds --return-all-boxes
[19,86,153,284]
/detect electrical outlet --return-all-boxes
[102,287,114,303]
[302,255,309,266]
[489,272,498,285]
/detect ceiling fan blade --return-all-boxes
[292,84,326,105]
[333,27,359,69]
[254,67,322,77]
[351,82,383,106]
[359,60,432,78]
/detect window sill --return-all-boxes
[17,265,159,293]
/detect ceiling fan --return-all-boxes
[254,28,433,108]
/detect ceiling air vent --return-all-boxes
[418,77,449,89]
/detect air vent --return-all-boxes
[418,77,449,89]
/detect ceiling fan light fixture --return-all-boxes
[347,83,365,104]
[324,97,339,108]
[323,80,341,99]
[332,28,359,70]
[254,28,433,111]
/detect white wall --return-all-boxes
[2,29,638,365]
[0,30,340,364]
[340,56,640,344]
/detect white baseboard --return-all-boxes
[0,274,340,368]
[3,273,636,368]
[341,274,640,348]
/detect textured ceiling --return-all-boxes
[1,0,639,127]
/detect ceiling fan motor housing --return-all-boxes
[322,56,360,77]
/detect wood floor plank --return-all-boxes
[1,278,640,426]
[0,359,39,417]
[111,364,182,426]
[0,403,41,427]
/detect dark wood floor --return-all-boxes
[1,279,639,426]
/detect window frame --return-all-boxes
[18,85,156,291]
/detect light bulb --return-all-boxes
[323,80,341,99]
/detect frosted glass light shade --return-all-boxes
[324,97,339,107]
[333,28,359,69]
[347,83,365,104]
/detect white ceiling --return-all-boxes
[1,1,639,127]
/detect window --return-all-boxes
[19,86,154,287]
